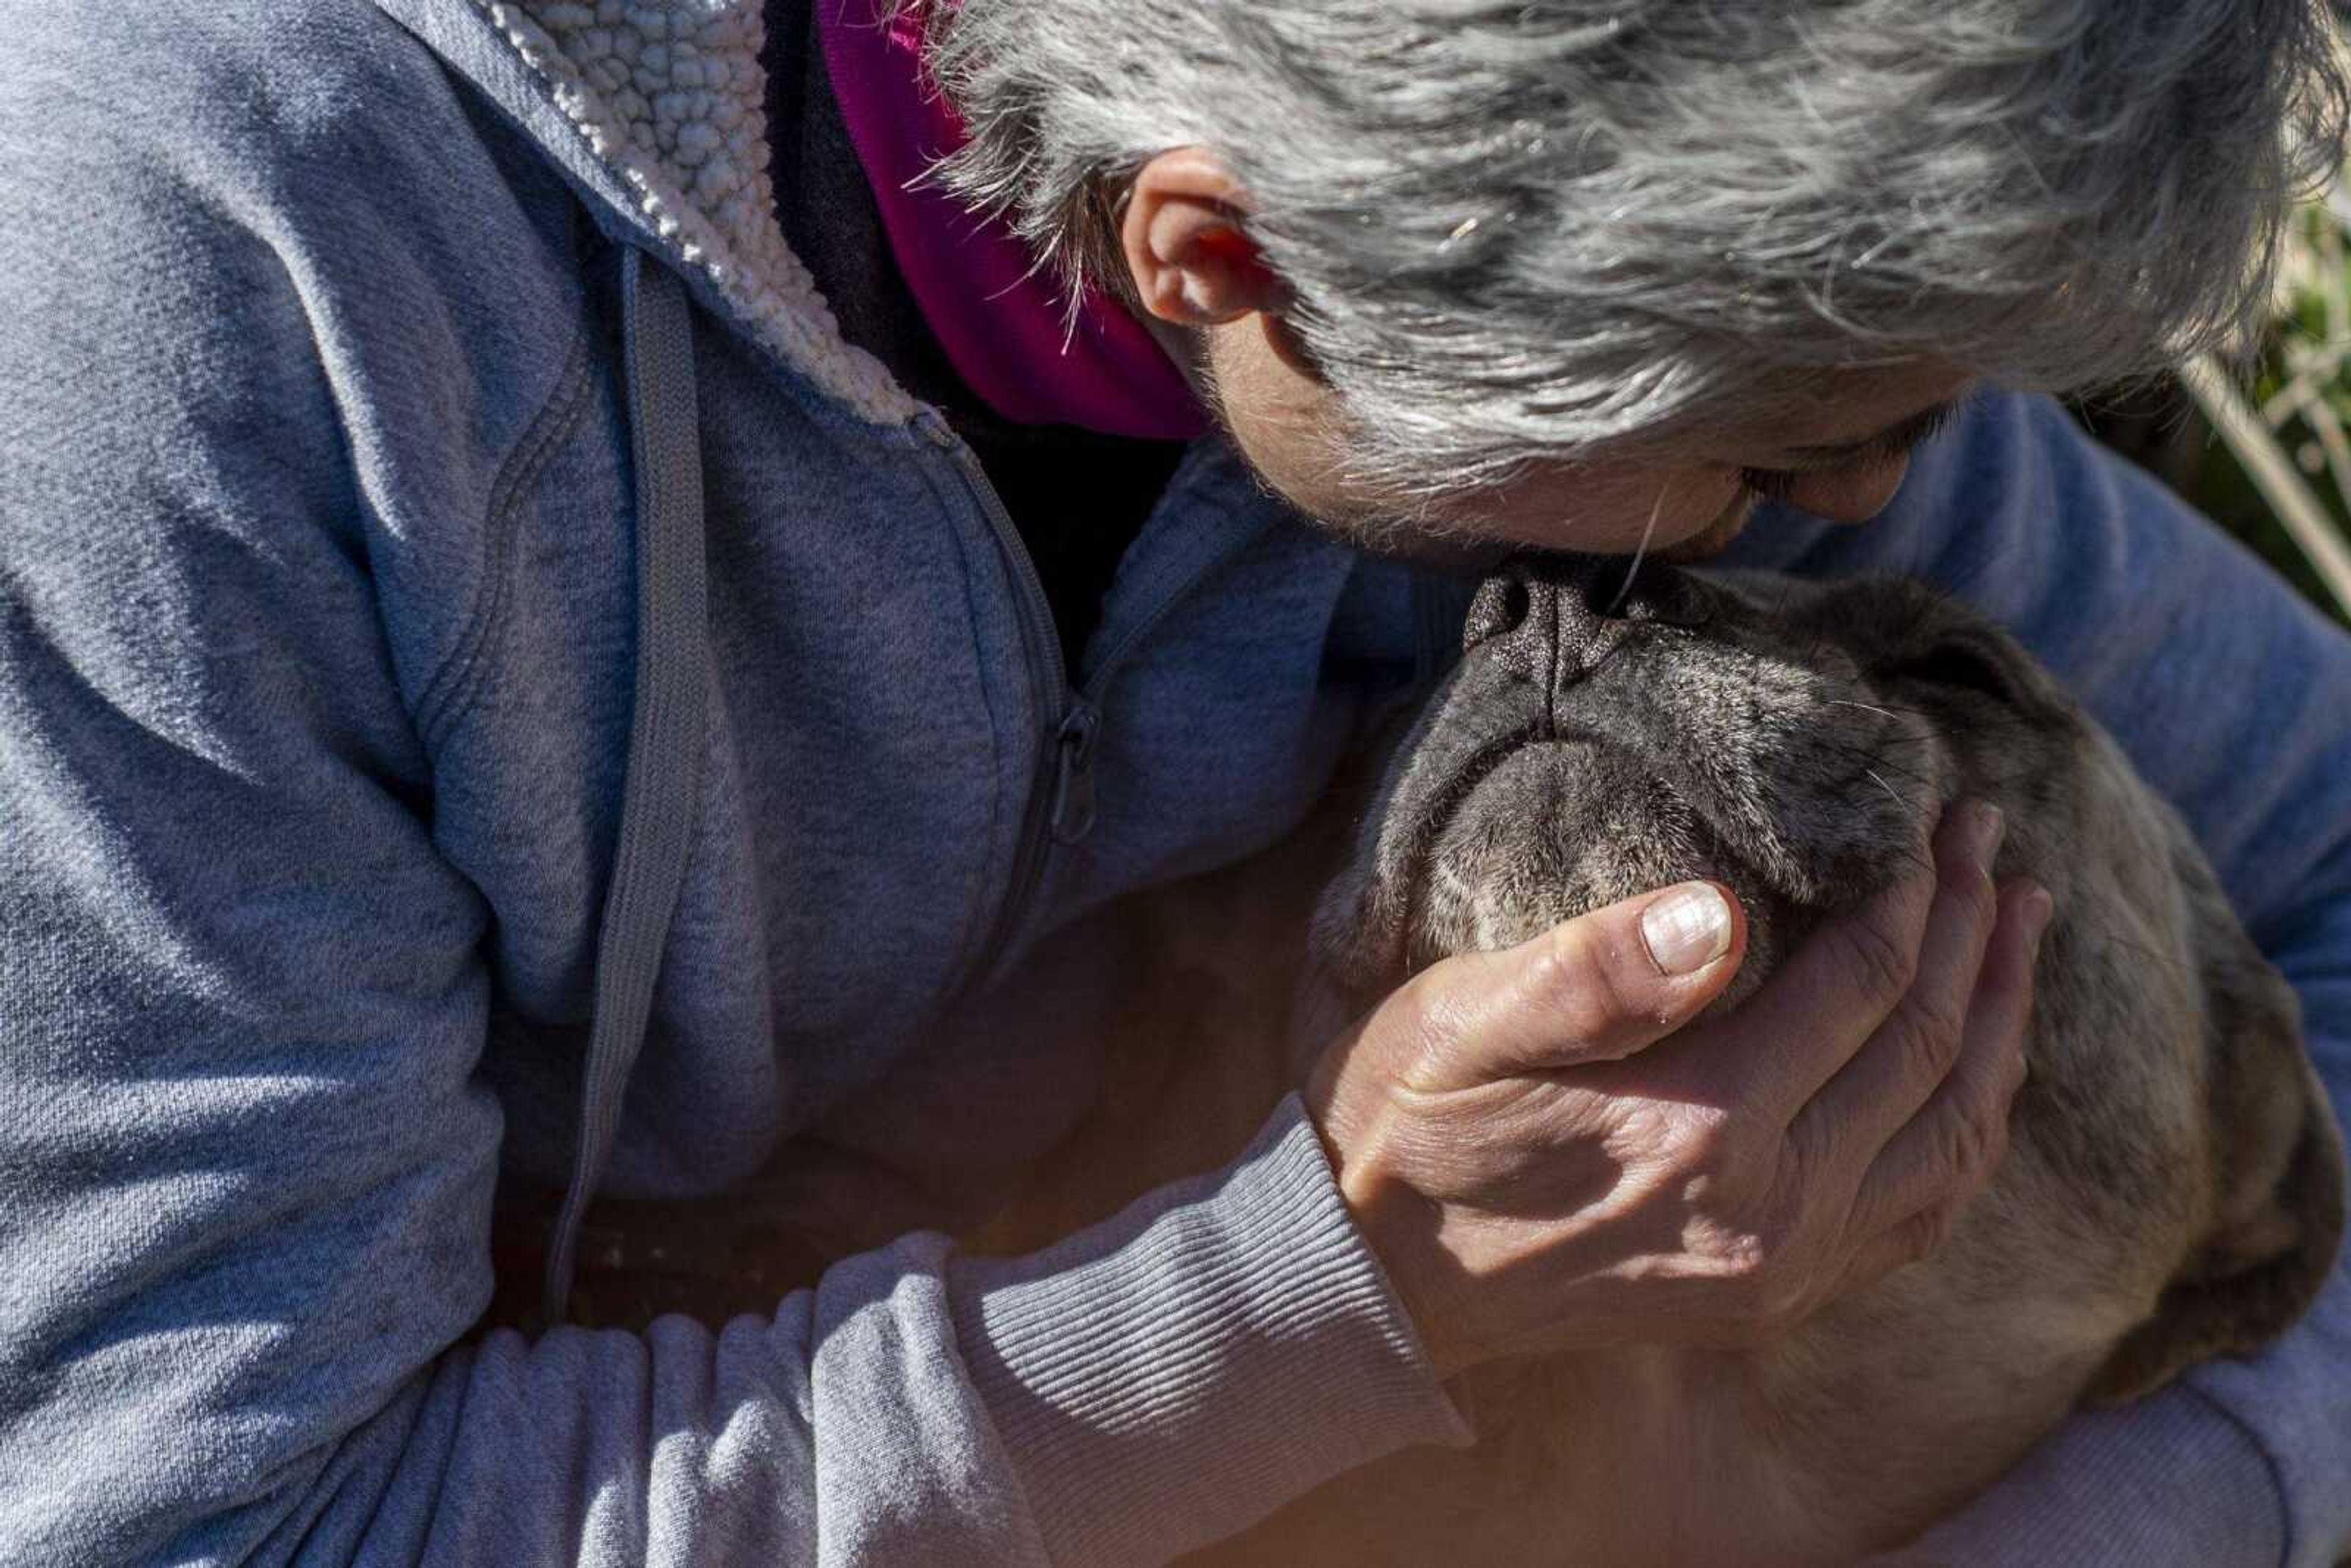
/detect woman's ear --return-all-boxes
[1121,147,1288,327]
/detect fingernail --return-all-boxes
[1641,883,1734,976]
[1962,800,2005,878]
[2023,886,2055,956]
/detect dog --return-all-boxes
[973,553,2346,1566]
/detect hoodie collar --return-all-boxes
[370,0,922,427]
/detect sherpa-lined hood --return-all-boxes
[376,0,920,427]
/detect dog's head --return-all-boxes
[1309,554,2342,1396]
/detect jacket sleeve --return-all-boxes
[1733,392,2351,1567]
[0,35,1461,1568]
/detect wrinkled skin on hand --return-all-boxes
[1307,800,2035,1379]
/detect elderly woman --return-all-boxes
[1,1,2345,1563]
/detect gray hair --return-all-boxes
[916,0,2349,500]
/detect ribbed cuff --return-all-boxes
[1886,1382,2287,1567]
[949,1092,1472,1566]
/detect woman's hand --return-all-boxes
[1307,801,2052,1378]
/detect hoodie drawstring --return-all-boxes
[542,244,710,1323]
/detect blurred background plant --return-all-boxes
[2077,165,2351,627]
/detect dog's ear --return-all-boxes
[2085,893,2346,1405]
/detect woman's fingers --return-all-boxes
[1788,804,2009,1172]
[1704,802,1994,1124]
[1837,880,2051,1276]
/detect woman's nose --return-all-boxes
[1783,454,1913,524]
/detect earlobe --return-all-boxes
[1122,146,1289,328]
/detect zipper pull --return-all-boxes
[1049,702,1101,846]
[912,407,961,451]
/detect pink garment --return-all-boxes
[817,0,1209,440]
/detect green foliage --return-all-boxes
[2173,195,2351,626]
[2184,409,2351,625]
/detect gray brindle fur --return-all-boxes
[974,557,2346,1566]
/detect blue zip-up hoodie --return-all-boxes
[1,4,2346,1565]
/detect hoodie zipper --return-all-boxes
[915,411,1250,985]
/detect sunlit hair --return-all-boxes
[913,0,2348,502]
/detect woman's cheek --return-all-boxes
[1467,464,1752,554]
